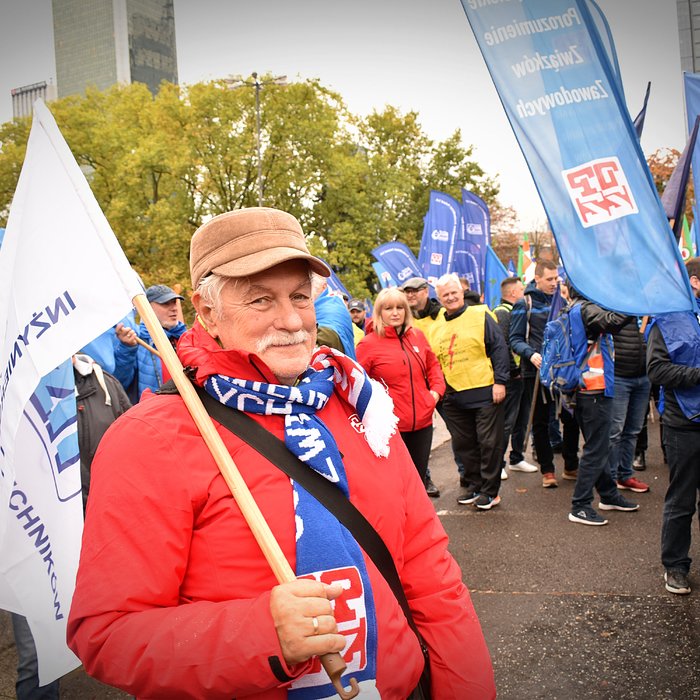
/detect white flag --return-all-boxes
[0,99,143,684]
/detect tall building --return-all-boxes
[52,0,178,99]
[11,81,58,119]
[677,0,700,72]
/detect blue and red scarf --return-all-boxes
[204,347,397,698]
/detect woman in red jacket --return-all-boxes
[357,287,445,482]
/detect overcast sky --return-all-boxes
[0,0,688,228]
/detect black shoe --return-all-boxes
[425,478,440,498]
[664,569,691,595]
[633,451,646,471]
[457,491,479,505]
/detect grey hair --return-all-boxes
[196,273,237,316]
[435,272,461,292]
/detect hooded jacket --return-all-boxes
[67,322,495,700]
[509,282,553,378]
[356,325,445,432]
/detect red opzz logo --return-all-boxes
[293,566,369,688]
[562,157,638,228]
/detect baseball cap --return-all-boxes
[348,299,365,311]
[189,207,331,288]
[145,284,184,304]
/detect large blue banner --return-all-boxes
[684,72,700,195]
[462,0,695,314]
[418,191,462,284]
[371,241,422,287]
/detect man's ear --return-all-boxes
[191,291,218,338]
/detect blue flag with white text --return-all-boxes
[462,0,696,314]
[461,189,490,284]
[484,246,509,309]
[418,191,462,284]
[372,241,422,288]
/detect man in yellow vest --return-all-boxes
[430,273,510,509]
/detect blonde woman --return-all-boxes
[357,287,445,487]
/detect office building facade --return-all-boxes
[11,82,58,119]
[678,0,700,72]
[52,0,178,99]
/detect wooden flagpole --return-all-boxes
[133,294,359,700]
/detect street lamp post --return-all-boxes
[225,71,287,207]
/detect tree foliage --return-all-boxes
[0,77,501,298]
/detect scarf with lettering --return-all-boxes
[204,347,397,698]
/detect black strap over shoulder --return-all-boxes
[160,378,431,697]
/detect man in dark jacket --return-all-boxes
[646,257,700,595]
[608,317,651,494]
[493,276,538,476]
[566,287,637,526]
[509,260,560,486]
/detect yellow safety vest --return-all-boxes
[430,305,495,391]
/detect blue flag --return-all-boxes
[418,191,462,283]
[484,245,509,309]
[660,116,700,241]
[633,81,651,139]
[461,189,490,285]
[372,241,423,288]
[452,245,482,293]
[507,258,517,276]
[320,260,351,300]
[461,0,696,314]
[372,261,396,289]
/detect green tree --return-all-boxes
[0,77,502,301]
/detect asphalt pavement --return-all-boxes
[1,414,698,699]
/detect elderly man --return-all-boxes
[67,208,495,699]
[430,272,510,510]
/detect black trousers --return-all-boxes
[441,397,504,497]
[400,425,434,482]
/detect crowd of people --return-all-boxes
[7,206,700,699]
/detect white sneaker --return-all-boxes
[509,460,538,473]
[501,468,509,480]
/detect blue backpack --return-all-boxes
[539,303,590,393]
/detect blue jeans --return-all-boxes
[10,613,60,700]
[572,393,619,509]
[608,375,651,482]
[661,426,700,574]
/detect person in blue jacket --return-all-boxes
[113,284,187,401]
